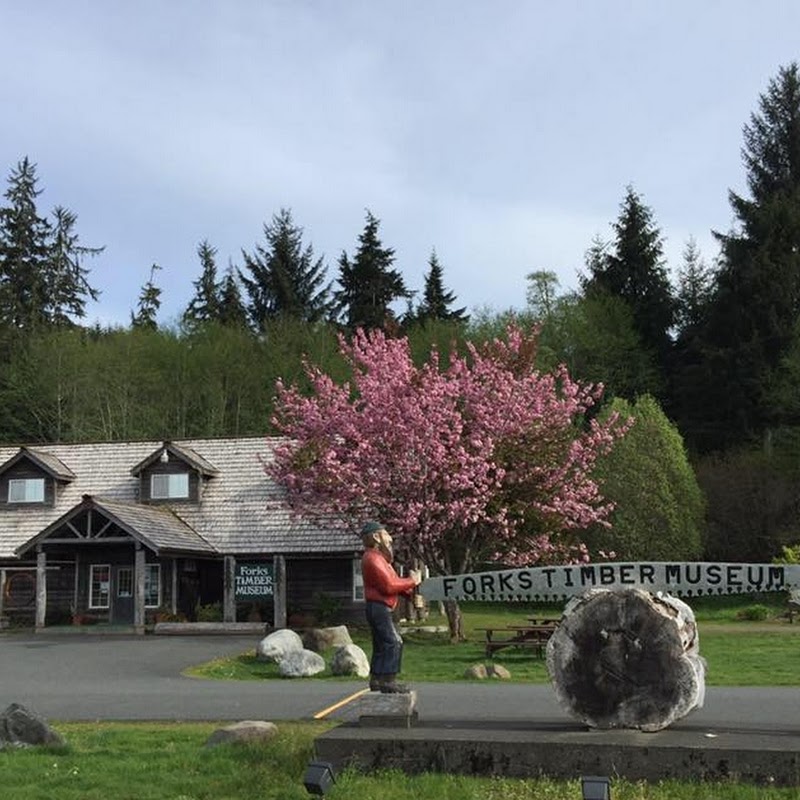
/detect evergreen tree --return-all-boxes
[217,266,248,328]
[183,239,221,328]
[674,236,713,335]
[240,208,331,329]
[0,159,100,329]
[582,186,674,378]
[131,264,162,330]
[673,63,800,451]
[333,210,410,331]
[414,250,468,324]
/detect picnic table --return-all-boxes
[476,619,559,659]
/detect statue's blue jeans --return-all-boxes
[365,600,404,677]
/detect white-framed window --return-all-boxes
[352,558,364,602]
[8,477,45,503]
[145,564,161,607]
[90,564,111,609]
[150,472,189,499]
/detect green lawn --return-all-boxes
[187,596,800,686]
[2,722,799,800]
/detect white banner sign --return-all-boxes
[419,562,800,602]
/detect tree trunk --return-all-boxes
[443,599,465,642]
[546,588,705,732]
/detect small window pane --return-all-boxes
[8,478,45,503]
[151,473,189,499]
[353,558,364,602]
[145,564,161,607]
[90,564,110,608]
[117,568,133,598]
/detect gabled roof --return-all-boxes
[130,441,220,477]
[0,447,76,481]
[0,437,358,560]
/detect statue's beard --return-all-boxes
[379,543,393,562]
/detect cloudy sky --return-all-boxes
[3,1,800,327]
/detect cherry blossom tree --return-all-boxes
[269,326,629,639]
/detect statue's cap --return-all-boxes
[360,521,384,537]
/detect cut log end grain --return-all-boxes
[546,588,706,732]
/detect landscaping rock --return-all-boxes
[464,663,489,679]
[0,703,65,749]
[256,628,303,663]
[329,643,369,677]
[204,720,278,747]
[278,649,326,677]
[488,663,511,679]
[302,625,352,653]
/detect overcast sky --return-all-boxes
[3,1,800,327]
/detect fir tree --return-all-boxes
[240,208,331,329]
[183,239,221,328]
[217,266,248,328]
[415,250,468,323]
[674,237,712,335]
[131,264,162,330]
[333,210,410,331]
[582,186,674,374]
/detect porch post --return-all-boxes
[72,552,80,618]
[35,548,47,631]
[134,544,146,635]
[223,556,236,622]
[0,567,5,620]
[171,559,178,615]
[273,554,287,629]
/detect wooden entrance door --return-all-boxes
[111,566,135,624]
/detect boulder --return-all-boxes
[0,703,65,749]
[546,588,705,732]
[278,649,326,678]
[302,625,352,653]
[329,644,370,677]
[204,720,278,747]
[464,663,489,679]
[488,663,511,680]
[256,628,304,663]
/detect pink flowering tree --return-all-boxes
[268,326,629,639]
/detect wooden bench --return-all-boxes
[475,623,557,659]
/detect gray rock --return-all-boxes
[204,720,278,747]
[0,703,65,749]
[464,663,489,679]
[302,625,353,653]
[256,628,304,663]
[278,649,326,677]
[488,663,511,679]
[330,644,370,677]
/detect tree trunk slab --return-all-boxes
[546,588,705,732]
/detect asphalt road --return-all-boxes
[0,632,797,733]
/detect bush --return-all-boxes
[196,602,222,622]
[735,604,771,621]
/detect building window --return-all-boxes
[145,564,161,607]
[90,564,111,608]
[352,558,364,602]
[8,477,45,503]
[117,567,133,598]
[150,473,189,499]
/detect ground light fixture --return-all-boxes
[581,775,611,800]
[303,760,336,795]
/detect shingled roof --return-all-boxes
[0,437,358,560]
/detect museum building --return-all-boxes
[0,437,363,632]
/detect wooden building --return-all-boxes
[0,437,363,633]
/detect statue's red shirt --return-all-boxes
[361,548,417,609]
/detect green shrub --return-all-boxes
[735,604,771,621]
[196,602,223,621]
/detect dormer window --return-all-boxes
[8,477,45,504]
[150,473,189,500]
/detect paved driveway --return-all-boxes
[1,633,797,733]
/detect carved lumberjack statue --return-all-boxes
[420,561,799,732]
